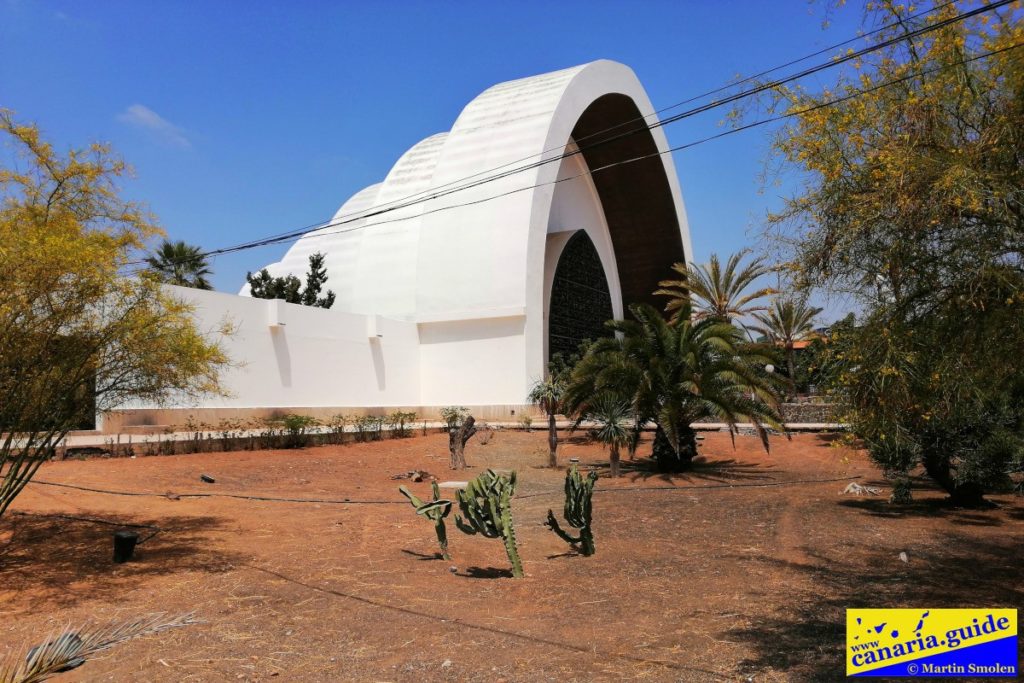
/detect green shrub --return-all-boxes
[353,415,384,442]
[387,411,417,438]
[439,406,469,431]
[326,414,348,444]
[281,414,319,449]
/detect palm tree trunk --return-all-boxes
[547,411,557,468]
[653,424,698,472]
[786,345,797,401]
[609,444,620,478]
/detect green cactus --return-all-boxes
[546,464,598,556]
[399,481,453,560]
[453,469,523,578]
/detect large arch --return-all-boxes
[247,60,692,405]
[547,230,615,361]
[571,94,687,313]
[518,61,692,387]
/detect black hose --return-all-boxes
[29,479,403,505]
[515,475,864,500]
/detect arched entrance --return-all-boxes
[570,93,687,313]
[547,231,614,362]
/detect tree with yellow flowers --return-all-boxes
[762,1,1024,505]
[0,110,231,517]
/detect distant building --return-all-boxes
[107,60,692,432]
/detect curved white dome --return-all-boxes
[247,59,691,382]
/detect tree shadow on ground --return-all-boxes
[0,512,240,612]
[457,566,514,579]
[622,456,777,485]
[725,530,1024,681]
[838,498,1015,527]
[1006,506,1024,521]
[813,432,849,446]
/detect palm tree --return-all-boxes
[752,297,824,400]
[527,377,565,468]
[564,303,784,472]
[584,395,631,477]
[655,249,775,333]
[145,240,213,289]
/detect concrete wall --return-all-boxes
[418,315,528,406]
[99,404,543,432]
[113,286,420,418]
[105,287,540,431]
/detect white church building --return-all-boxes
[107,60,692,431]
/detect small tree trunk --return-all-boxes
[547,411,558,468]
[921,448,987,508]
[448,415,477,470]
[628,418,640,460]
[609,444,620,478]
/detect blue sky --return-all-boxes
[1,1,864,321]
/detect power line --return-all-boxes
[224,0,965,245]
[129,38,1022,280]
[206,0,967,254]
[132,0,1002,271]
[132,1,1013,273]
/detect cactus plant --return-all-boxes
[453,469,523,578]
[399,481,453,560]
[546,464,598,556]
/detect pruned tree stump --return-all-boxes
[448,416,477,470]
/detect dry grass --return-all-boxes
[1,430,1022,681]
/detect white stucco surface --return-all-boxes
[138,286,422,409]
[132,60,692,418]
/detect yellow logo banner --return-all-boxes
[846,608,1017,677]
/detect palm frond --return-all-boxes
[565,301,786,459]
[657,250,776,324]
[0,613,198,683]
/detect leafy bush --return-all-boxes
[326,414,348,444]
[216,418,246,451]
[387,411,417,439]
[439,406,469,431]
[353,415,384,442]
[280,414,319,449]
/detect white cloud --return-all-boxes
[116,104,191,148]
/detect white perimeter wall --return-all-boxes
[127,286,534,411]
[417,315,527,406]
[128,285,422,409]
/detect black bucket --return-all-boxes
[113,530,139,563]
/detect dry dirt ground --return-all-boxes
[1,430,1022,682]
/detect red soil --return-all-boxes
[1,431,1021,681]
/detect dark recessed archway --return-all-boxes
[548,231,614,361]
[571,94,686,314]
